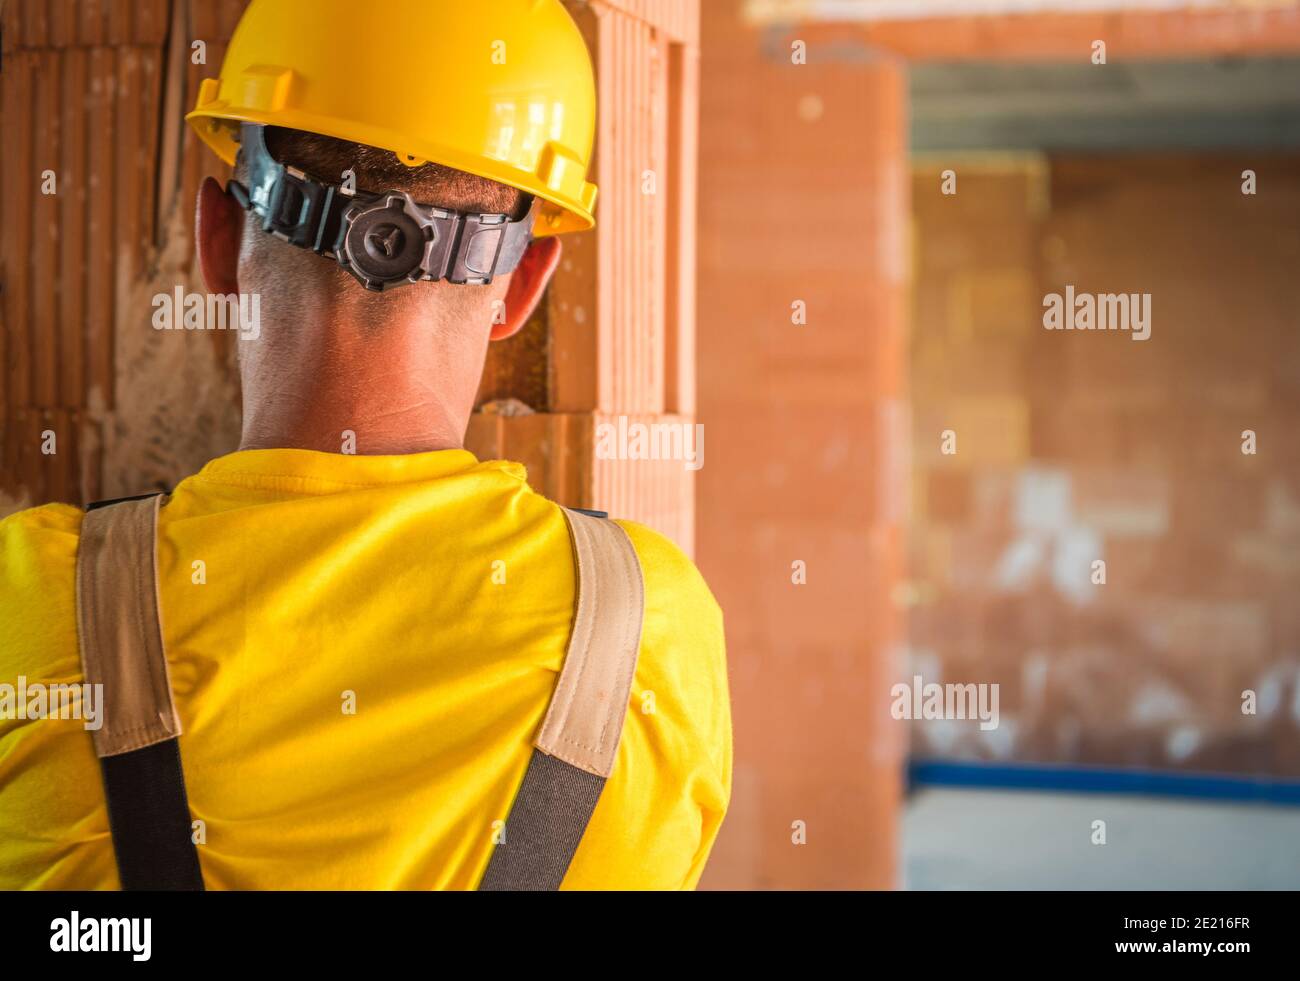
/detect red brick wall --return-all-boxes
[696,0,906,888]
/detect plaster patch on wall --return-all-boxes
[100,202,242,499]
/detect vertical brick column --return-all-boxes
[696,1,907,888]
[469,0,701,552]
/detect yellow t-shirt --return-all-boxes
[0,449,730,889]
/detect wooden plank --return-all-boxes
[105,0,133,47]
[139,45,163,250]
[180,40,206,264]
[0,62,5,481]
[22,0,50,50]
[85,45,116,411]
[189,0,218,39]
[113,46,143,286]
[78,0,109,46]
[59,44,88,409]
[0,53,30,412]
[31,48,61,408]
[133,0,171,45]
[153,0,187,242]
[192,0,237,38]
[0,0,21,55]
[3,52,33,410]
[49,0,79,48]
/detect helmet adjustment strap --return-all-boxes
[227,124,536,292]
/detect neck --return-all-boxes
[238,316,485,456]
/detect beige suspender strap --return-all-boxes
[480,506,646,889]
[534,508,646,778]
[76,494,204,890]
[75,494,183,758]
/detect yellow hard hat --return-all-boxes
[186,0,598,237]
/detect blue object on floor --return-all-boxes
[908,759,1300,806]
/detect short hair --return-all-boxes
[242,126,524,216]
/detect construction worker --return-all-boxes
[0,0,730,890]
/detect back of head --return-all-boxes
[187,0,593,450]
[236,127,526,330]
[188,0,598,236]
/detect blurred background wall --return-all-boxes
[909,152,1300,777]
[697,0,1300,889]
[695,0,908,889]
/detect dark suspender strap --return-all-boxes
[478,751,606,891]
[100,742,206,891]
[76,495,205,891]
[479,508,645,891]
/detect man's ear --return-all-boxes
[491,236,562,341]
[196,177,244,296]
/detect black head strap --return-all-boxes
[229,124,535,292]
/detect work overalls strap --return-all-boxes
[76,494,204,890]
[75,497,645,892]
[479,507,645,890]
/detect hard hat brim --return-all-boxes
[186,107,597,239]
